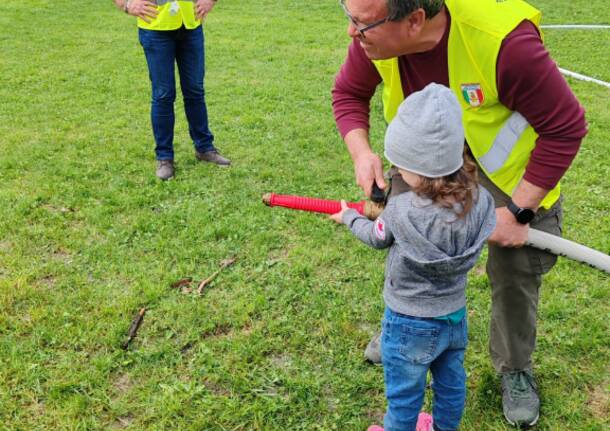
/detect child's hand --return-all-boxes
[329,200,350,224]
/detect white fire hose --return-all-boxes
[527,228,610,274]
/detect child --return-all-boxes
[331,84,496,431]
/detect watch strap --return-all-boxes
[507,200,535,224]
[507,200,520,217]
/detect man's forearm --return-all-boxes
[344,128,373,162]
[114,0,127,10]
[511,178,549,210]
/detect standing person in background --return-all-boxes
[114,0,230,180]
[332,0,587,427]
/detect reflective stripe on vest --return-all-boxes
[479,111,529,174]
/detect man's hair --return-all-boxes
[386,0,445,21]
[411,150,479,219]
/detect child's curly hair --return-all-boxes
[410,151,479,218]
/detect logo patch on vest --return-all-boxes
[374,218,386,240]
[461,83,484,107]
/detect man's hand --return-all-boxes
[354,151,386,199]
[488,207,529,247]
[196,0,216,21]
[343,129,386,199]
[329,200,350,224]
[126,0,158,23]
[488,178,549,247]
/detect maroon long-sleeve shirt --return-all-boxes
[332,14,587,190]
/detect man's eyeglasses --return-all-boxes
[339,0,390,39]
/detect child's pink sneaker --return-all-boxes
[367,413,432,431]
[416,412,434,431]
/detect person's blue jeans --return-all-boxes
[382,307,468,431]
[138,26,215,161]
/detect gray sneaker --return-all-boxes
[195,150,231,167]
[156,160,175,180]
[501,370,540,428]
[364,331,382,364]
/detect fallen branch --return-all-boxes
[170,277,193,289]
[121,307,146,350]
[197,258,236,294]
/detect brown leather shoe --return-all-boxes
[195,150,231,167]
[156,160,175,180]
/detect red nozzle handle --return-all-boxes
[263,193,365,216]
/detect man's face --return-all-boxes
[344,0,419,59]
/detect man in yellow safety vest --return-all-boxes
[332,0,587,428]
[114,0,230,180]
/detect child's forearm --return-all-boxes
[343,210,393,249]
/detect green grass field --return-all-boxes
[0,1,608,429]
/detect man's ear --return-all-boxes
[405,8,426,36]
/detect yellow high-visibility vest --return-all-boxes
[373,0,560,209]
[137,0,200,31]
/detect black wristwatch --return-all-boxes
[507,200,536,224]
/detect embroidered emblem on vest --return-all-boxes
[461,83,484,107]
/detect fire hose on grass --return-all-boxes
[262,192,610,275]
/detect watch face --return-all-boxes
[516,208,535,224]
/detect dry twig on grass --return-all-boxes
[121,307,146,350]
[196,257,236,294]
[170,277,193,289]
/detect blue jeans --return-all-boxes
[139,26,215,160]
[382,307,468,431]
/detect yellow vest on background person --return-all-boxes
[137,0,200,30]
[373,0,560,209]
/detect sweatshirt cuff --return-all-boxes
[342,208,363,226]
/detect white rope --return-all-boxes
[541,24,610,29]
[538,24,610,88]
[559,68,610,89]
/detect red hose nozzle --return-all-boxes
[262,193,366,216]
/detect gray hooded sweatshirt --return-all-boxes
[342,185,496,318]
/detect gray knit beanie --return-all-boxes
[384,83,464,178]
